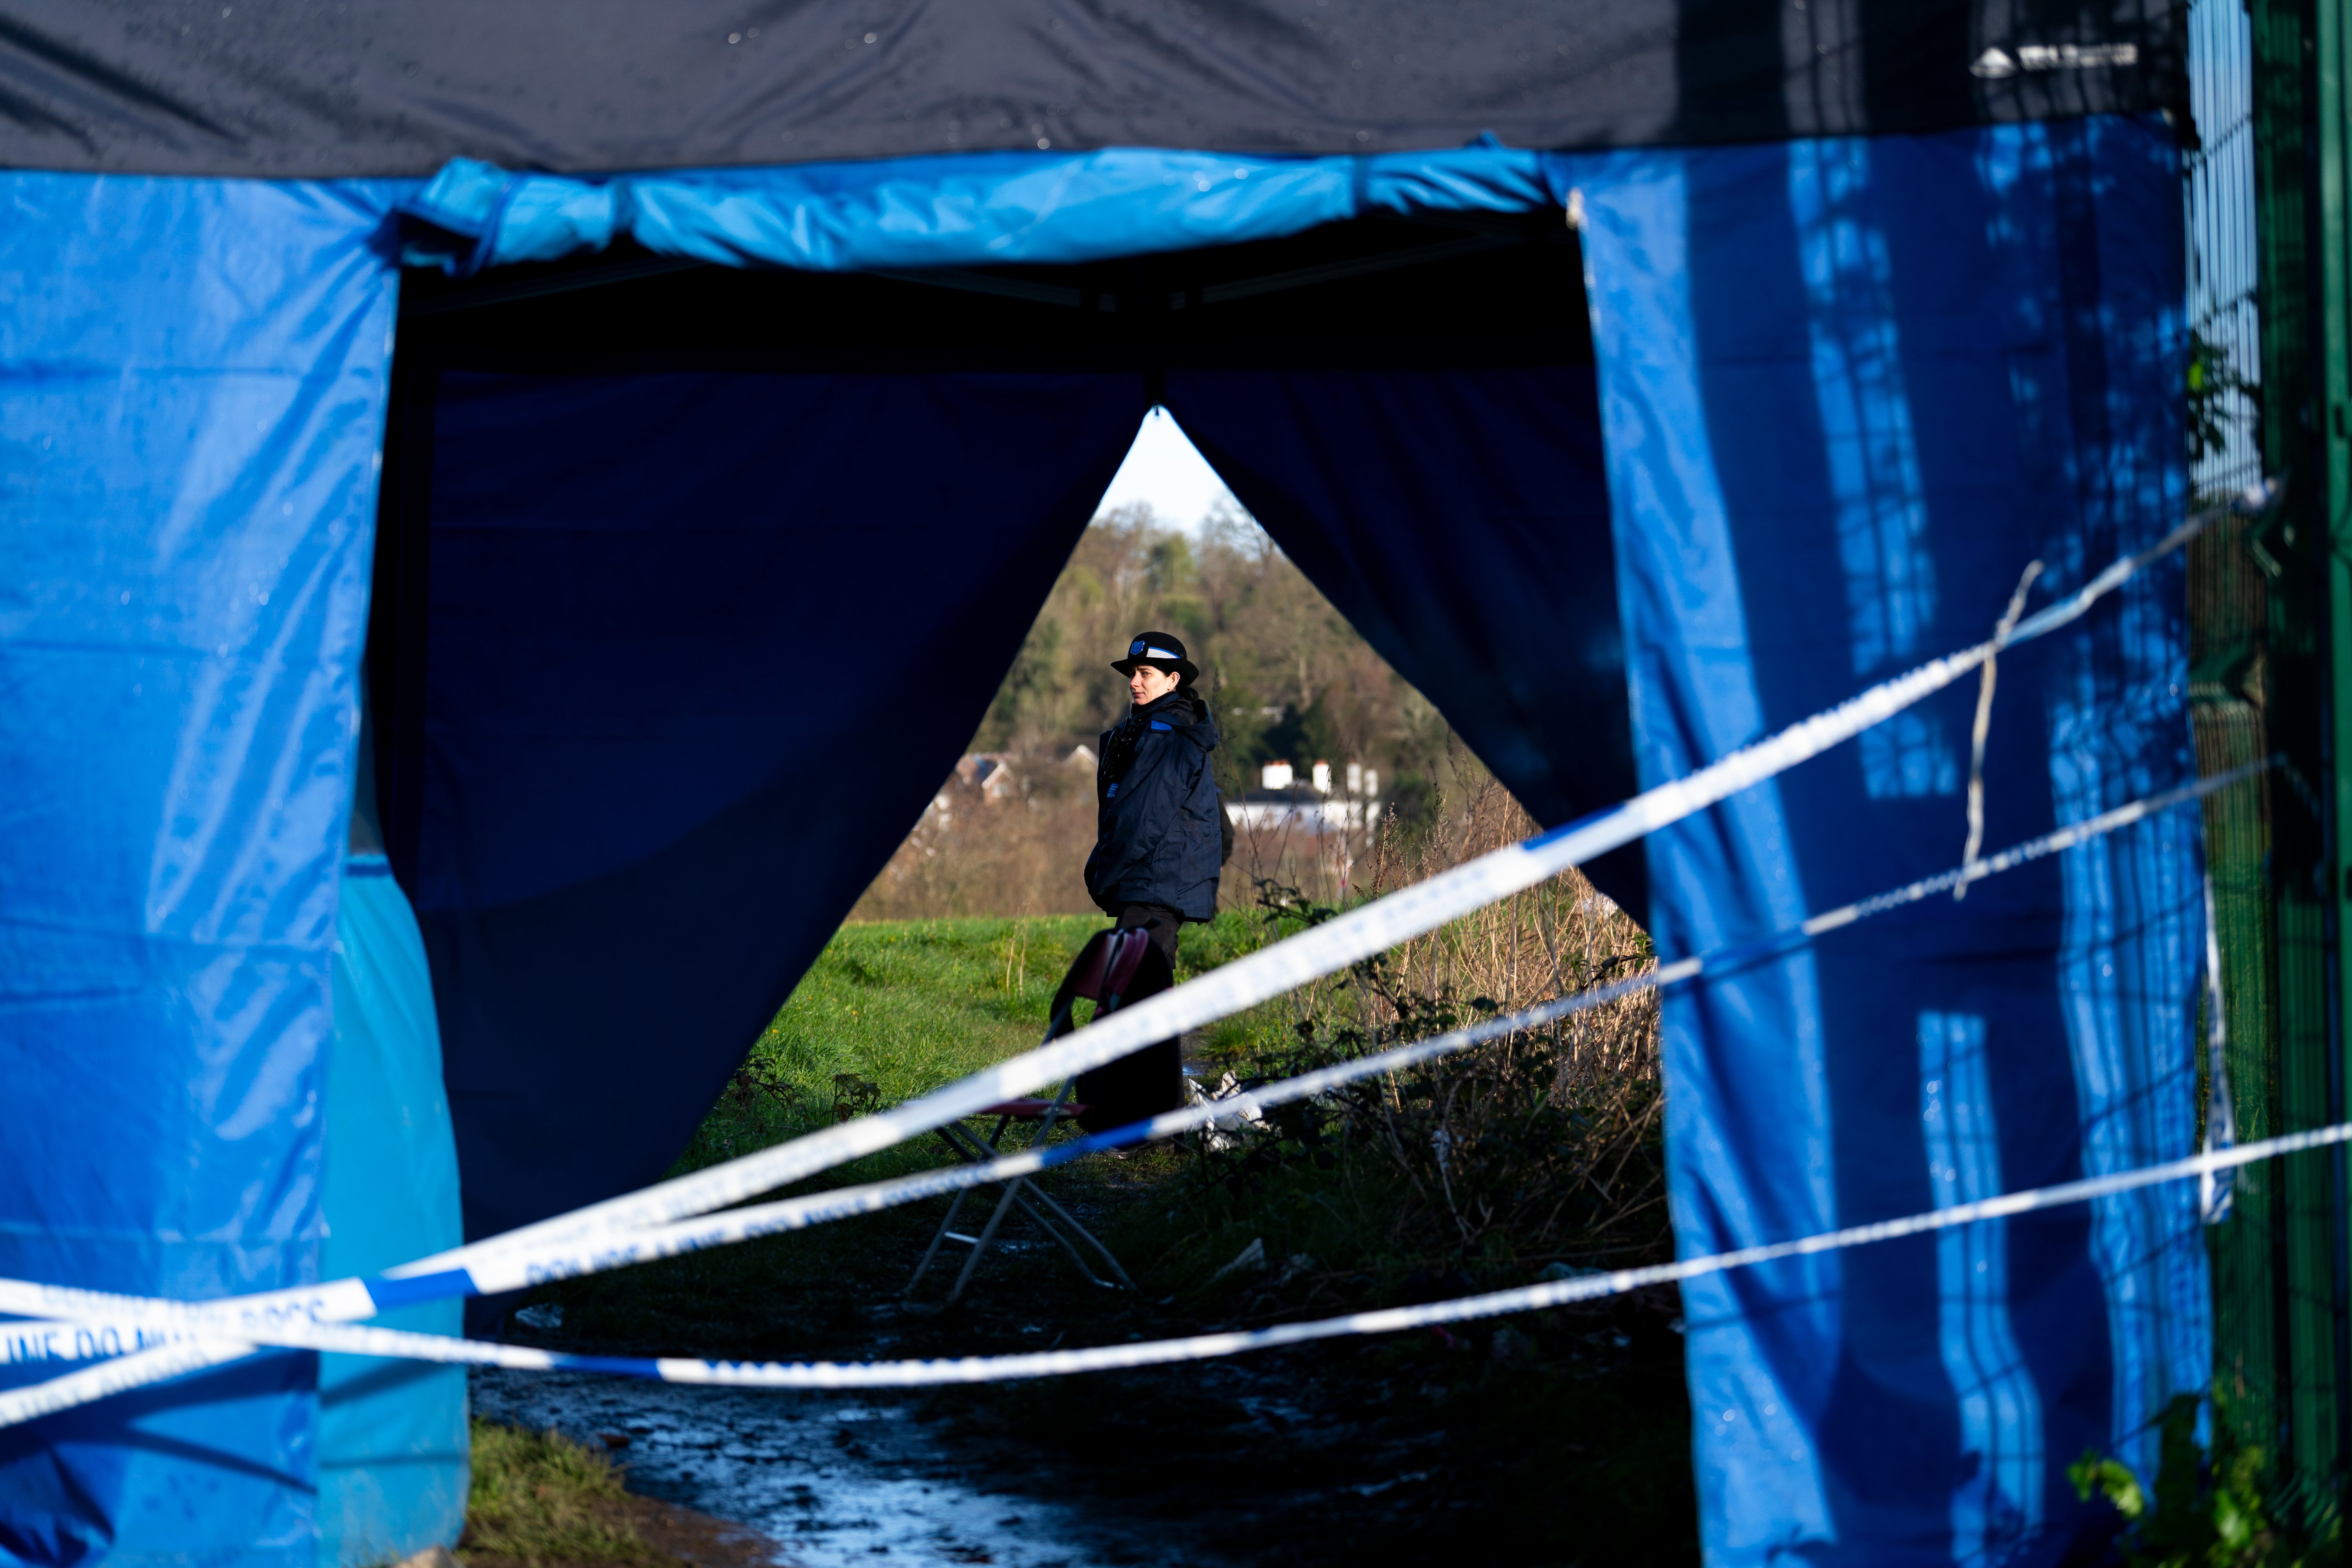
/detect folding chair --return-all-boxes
[907,926,1178,1302]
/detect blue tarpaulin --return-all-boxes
[0,176,404,1565]
[1,116,2205,1568]
[1564,114,2202,1561]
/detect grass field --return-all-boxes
[746,914,1107,1100]
[460,1419,662,1566]
[666,909,1284,1185]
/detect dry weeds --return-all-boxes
[1182,764,1667,1278]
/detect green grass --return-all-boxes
[751,914,1104,1099]
[670,909,1287,1182]
[460,1419,666,1566]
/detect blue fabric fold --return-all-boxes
[401,145,1558,275]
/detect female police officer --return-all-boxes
[1083,632,1224,970]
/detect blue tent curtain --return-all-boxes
[0,176,404,1565]
[1561,114,2203,1563]
[1166,365,1641,909]
[393,368,1147,1245]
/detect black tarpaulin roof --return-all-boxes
[0,0,2181,178]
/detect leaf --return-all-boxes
[2069,1451,2146,1520]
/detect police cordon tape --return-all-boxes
[5,1109,2342,1423]
[0,748,2261,1361]
[0,756,2270,1405]
[0,1340,261,1432]
[0,510,2222,1423]
[414,508,2210,1279]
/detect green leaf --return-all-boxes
[2069,1451,2147,1520]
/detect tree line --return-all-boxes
[851,504,1490,920]
[971,502,1469,822]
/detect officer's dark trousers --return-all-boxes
[1114,902,1182,975]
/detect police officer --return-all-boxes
[1083,632,1223,971]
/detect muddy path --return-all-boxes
[505,1131,1696,1565]
[488,1291,1692,1567]
[473,1367,1198,1567]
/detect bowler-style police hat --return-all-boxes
[1110,631,1199,686]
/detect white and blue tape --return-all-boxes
[406,507,2214,1285]
[7,1111,2342,1415]
[0,757,2267,1411]
[0,512,2228,1423]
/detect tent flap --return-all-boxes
[386,369,1149,1245]
[1168,365,1642,910]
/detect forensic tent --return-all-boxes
[0,4,2203,1565]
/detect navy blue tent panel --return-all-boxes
[391,369,1147,1242]
[0,175,403,1564]
[1168,366,1640,909]
[1564,114,2201,1562]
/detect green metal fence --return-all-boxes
[2198,0,2352,1524]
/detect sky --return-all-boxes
[1092,407,1249,535]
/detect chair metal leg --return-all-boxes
[1010,1182,1137,1291]
[943,1100,1107,1299]
[948,1174,1027,1303]
[1028,1080,1076,1143]
[938,1121,997,1161]
[909,1125,993,1294]
[950,1179,1114,1299]
[907,1185,974,1294]
[1016,1082,1136,1290]
[916,1083,1138,1301]
[1002,1186,1107,1287]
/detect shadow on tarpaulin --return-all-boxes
[1566,115,2200,1564]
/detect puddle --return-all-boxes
[472,1367,1183,1567]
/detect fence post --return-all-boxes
[2316,0,2352,1503]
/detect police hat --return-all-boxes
[1111,631,1199,686]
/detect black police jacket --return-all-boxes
[1083,689,1223,920]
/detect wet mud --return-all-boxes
[476,1276,1693,1568]
[495,1082,1695,1566]
[472,1367,1227,1567]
